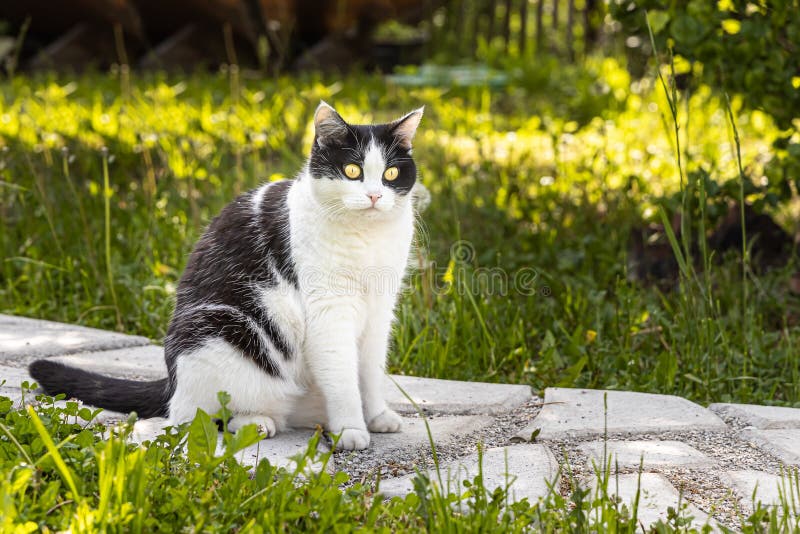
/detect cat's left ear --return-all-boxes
[389,107,424,150]
[314,101,349,147]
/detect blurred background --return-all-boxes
[2,1,800,406]
[0,0,606,73]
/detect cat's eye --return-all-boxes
[343,163,362,179]
[383,167,399,181]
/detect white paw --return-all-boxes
[334,428,371,450]
[368,409,403,433]
[228,415,277,438]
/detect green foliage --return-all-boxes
[610,0,800,129]
[0,387,382,532]
[0,60,799,409]
[611,0,800,207]
[2,388,799,531]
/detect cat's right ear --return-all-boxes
[314,101,348,147]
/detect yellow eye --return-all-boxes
[383,167,399,181]
[344,163,361,179]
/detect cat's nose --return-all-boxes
[367,192,382,206]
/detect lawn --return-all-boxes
[2,55,800,532]
[1,58,797,406]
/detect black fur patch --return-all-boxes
[164,180,296,380]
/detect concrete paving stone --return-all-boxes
[0,364,34,389]
[0,364,30,405]
[0,388,22,405]
[234,430,333,471]
[131,419,331,472]
[725,469,800,510]
[385,375,532,415]
[579,440,715,471]
[593,473,711,529]
[18,342,531,419]
[132,416,489,474]
[710,403,800,430]
[742,429,800,466]
[49,345,167,380]
[0,314,149,362]
[379,444,559,501]
[514,388,727,441]
[370,415,493,456]
[49,401,128,425]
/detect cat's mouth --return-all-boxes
[346,203,389,213]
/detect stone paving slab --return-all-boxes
[743,429,800,466]
[11,314,800,525]
[0,364,32,404]
[235,430,332,471]
[515,388,727,441]
[0,314,149,362]
[0,364,34,389]
[6,341,530,417]
[132,416,489,475]
[385,375,532,415]
[579,440,714,471]
[593,473,711,528]
[129,416,491,475]
[369,415,493,456]
[724,469,800,510]
[379,443,558,501]
[131,419,332,472]
[710,403,800,430]
[49,346,168,380]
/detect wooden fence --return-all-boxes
[425,0,603,62]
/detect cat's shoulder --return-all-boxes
[210,180,293,228]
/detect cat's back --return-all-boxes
[177,180,296,306]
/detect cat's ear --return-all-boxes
[314,101,348,147]
[389,107,424,150]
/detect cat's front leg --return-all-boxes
[359,304,403,433]
[304,304,370,450]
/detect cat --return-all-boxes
[29,101,424,450]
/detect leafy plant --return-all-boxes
[611,0,800,205]
[2,386,799,531]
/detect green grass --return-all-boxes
[2,387,799,532]
[2,58,797,407]
[1,54,799,526]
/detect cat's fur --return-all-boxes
[29,102,423,450]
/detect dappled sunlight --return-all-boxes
[0,331,89,352]
[1,59,797,404]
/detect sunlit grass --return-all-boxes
[1,388,798,531]
[1,58,798,406]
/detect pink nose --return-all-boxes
[367,193,382,205]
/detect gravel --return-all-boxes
[334,397,543,486]
[542,409,800,529]
[333,401,799,530]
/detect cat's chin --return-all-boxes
[359,207,399,219]
[342,204,395,217]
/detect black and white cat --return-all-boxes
[29,102,424,450]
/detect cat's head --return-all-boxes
[307,102,423,218]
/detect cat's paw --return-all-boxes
[334,428,371,450]
[228,415,277,438]
[367,409,403,433]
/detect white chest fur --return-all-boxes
[287,176,414,320]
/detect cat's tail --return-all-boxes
[28,359,170,418]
